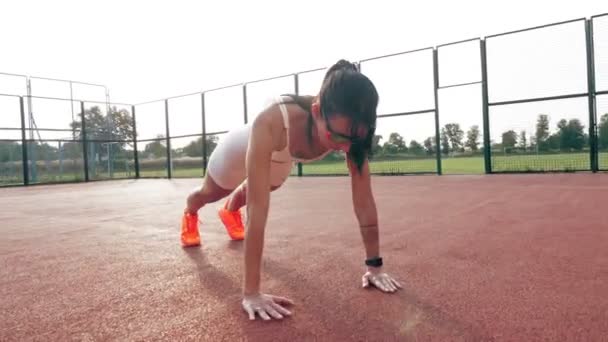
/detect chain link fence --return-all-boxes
[1,13,607,186]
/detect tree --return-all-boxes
[547,133,560,151]
[409,140,424,156]
[387,132,407,152]
[556,118,585,151]
[530,136,537,152]
[501,130,518,151]
[381,143,397,155]
[70,106,134,141]
[535,114,550,151]
[182,135,219,157]
[371,135,383,156]
[465,125,480,152]
[60,141,84,159]
[443,123,464,152]
[69,105,134,161]
[143,135,167,158]
[382,132,407,154]
[519,131,528,151]
[598,113,608,149]
[0,142,22,162]
[440,128,450,156]
[423,137,435,155]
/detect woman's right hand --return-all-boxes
[242,293,294,321]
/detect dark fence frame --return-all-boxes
[592,13,608,171]
[0,92,137,186]
[484,18,598,173]
[1,12,607,186]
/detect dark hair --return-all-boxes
[318,59,379,173]
[279,59,379,173]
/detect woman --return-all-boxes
[181,59,402,321]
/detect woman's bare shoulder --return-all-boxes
[250,103,288,151]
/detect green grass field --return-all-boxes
[160,152,608,177]
[300,157,482,175]
[297,152,608,175]
[2,152,608,186]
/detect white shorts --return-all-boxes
[206,122,294,190]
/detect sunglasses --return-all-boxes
[325,119,366,145]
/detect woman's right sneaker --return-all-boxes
[181,211,201,247]
[218,201,245,240]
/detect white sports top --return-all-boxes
[275,96,332,164]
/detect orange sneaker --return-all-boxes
[181,211,201,247]
[218,201,245,240]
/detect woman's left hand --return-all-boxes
[362,268,402,293]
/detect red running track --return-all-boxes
[1,174,607,341]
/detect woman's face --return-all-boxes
[312,101,368,153]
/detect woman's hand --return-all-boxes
[242,293,294,320]
[362,267,402,293]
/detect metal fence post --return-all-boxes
[480,39,492,174]
[201,92,208,174]
[80,101,89,181]
[433,48,443,175]
[243,84,248,124]
[165,99,172,179]
[26,79,38,183]
[294,73,303,176]
[585,19,598,173]
[19,96,29,185]
[131,105,140,178]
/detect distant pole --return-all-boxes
[19,96,29,185]
[432,48,442,175]
[294,73,302,177]
[81,101,89,181]
[201,92,208,173]
[585,19,598,172]
[132,105,140,179]
[165,99,172,179]
[480,39,492,174]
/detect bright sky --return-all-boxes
[1,0,607,148]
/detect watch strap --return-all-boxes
[365,256,383,267]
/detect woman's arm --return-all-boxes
[243,114,274,296]
[347,155,402,293]
[347,156,380,259]
[241,111,294,321]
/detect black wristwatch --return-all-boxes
[365,256,383,268]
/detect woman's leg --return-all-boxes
[182,126,248,246]
[225,181,282,212]
[218,160,290,241]
[181,173,236,247]
[225,182,246,212]
[217,180,283,241]
[185,173,234,215]
[223,159,291,212]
